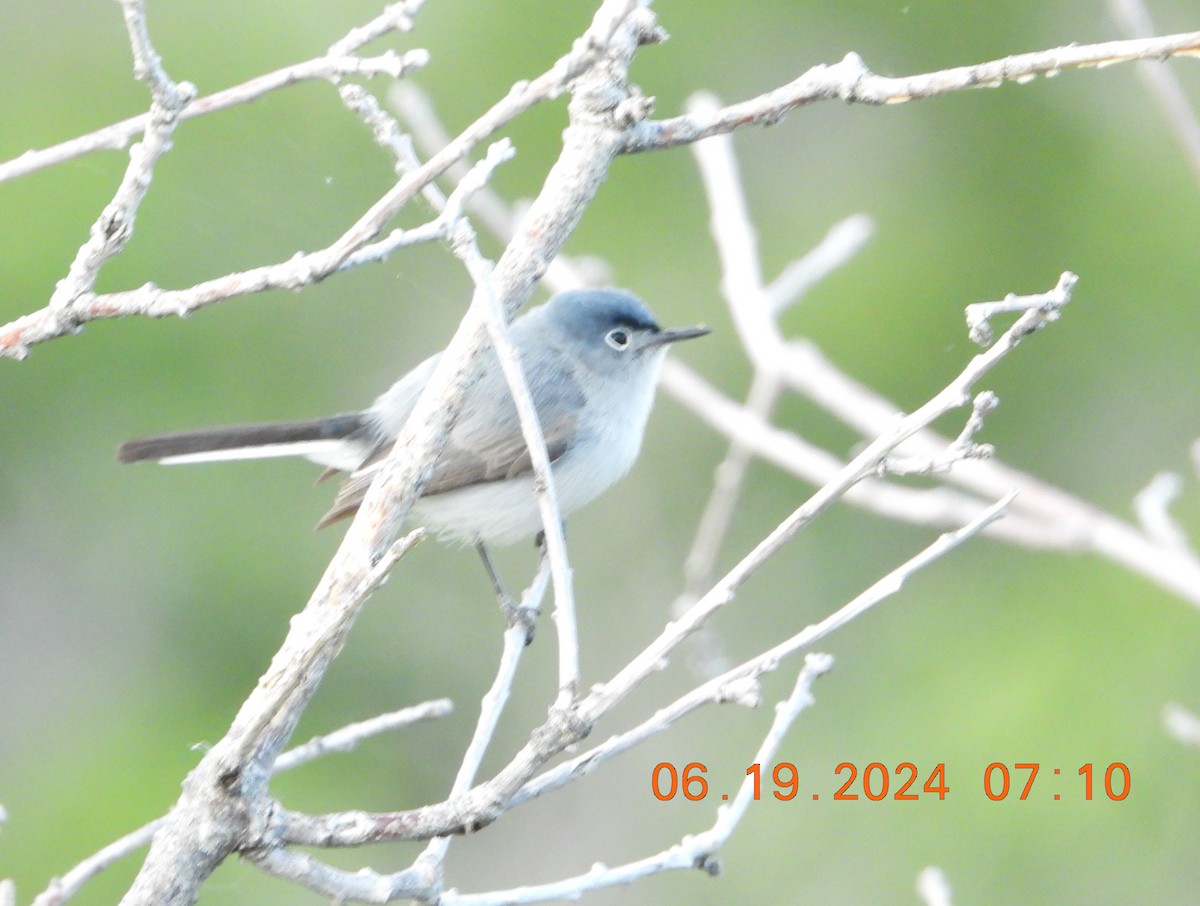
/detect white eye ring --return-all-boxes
[605,327,631,350]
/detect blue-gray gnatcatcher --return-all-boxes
[118,288,709,547]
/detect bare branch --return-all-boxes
[37,0,195,357]
[679,369,782,600]
[0,0,429,185]
[0,56,424,182]
[917,866,954,906]
[328,0,426,56]
[31,694,451,906]
[411,560,552,896]
[441,654,835,905]
[119,4,663,902]
[35,823,167,906]
[766,212,876,315]
[1163,703,1200,747]
[390,80,609,291]
[253,569,549,900]
[883,392,997,477]
[585,274,1068,722]
[1133,472,1189,551]
[250,849,429,903]
[1110,0,1200,184]
[517,495,1012,808]
[965,287,1065,346]
[0,1,647,360]
[625,31,1200,152]
[661,358,1063,544]
[442,168,581,702]
[274,698,453,772]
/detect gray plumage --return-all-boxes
[118,288,709,545]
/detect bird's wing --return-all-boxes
[317,348,583,528]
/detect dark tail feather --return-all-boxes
[118,414,366,463]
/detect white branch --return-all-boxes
[31,694,451,906]
[1163,703,1200,747]
[679,369,782,598]
[917,866,954,906]
[444,178,581,702]
[1133,472,1189,551]
[445,654,835,905]
[1110,0,1200,184]
[767,212,876,314]
[0,0,630,360]
[625,31,1200,151]
[0,1,429,184]
[883,392,997,476]
[663,115,1200,606]
[516,494,1011,808]
[275,699,454,772]
[44,0,194,335]
[575,243,1054,717]
[251,849,428,903]
[19,2,1200,903]
[118,4,662,902]
[965,288,1065,346]
[413,560,552,896]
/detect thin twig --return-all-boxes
[0,2,628,360]
[120,5,659,903]
[30,695,452,906]
[327,0,426,56]
[516,493,1012,808]
[666,127,1200,606]
[1163,703,1200,747]
[679,369,782,599]
[766,213,876,314]
[625,31,1200,152]
[917,866,954,906]
[586,270,1069,720]
[275,698,453,772]
[250,849,429,903]
[1133,472,1189,551]
[441,654,835,905]
[389,80,609,291]
[1,0,428,188]
[439,147,581,703]
[882,392,997,476]
[46,0,194,330]
[253,568,552,902]
[0,52,427,186]
[660,359,1060,544]
[1110,0,1200,184]
[408,560,552,898]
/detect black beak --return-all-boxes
[640,325,711,350]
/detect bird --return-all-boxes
[118,288,710,550]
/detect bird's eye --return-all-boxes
[605,328,631,350]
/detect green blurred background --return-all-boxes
[3,1,1200,903]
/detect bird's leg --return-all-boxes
[475,541,512,605]
[476,542,538,644]
[533,519,565,553]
